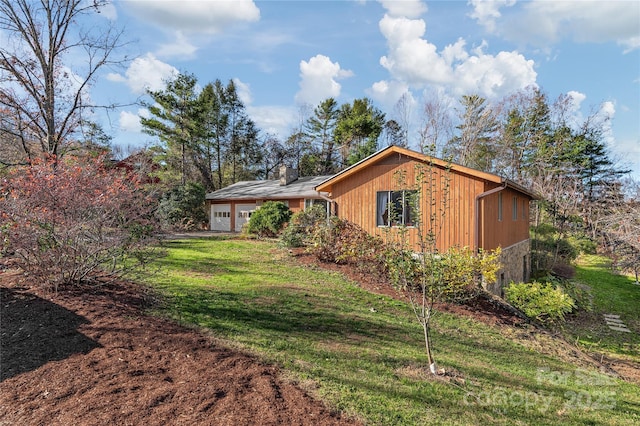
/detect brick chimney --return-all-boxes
[279,165,298,186]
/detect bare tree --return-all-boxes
[392,93,412,147]
[603,179,640,284]
[418,90,453,157]
[0,0,126,165]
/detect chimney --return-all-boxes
[279,165,298,186]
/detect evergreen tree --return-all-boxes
[141,73,200,186]
[445,95,498,172]
[305,98,340,174]
[334,98,385,167]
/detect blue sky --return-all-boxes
[90,0,639,177]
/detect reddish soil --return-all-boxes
[0,267,358,426]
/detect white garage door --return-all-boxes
[210,204,231,232]
[235,203,257,232]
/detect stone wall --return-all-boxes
[484,239,531,296]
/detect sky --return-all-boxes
[87,0,639,177]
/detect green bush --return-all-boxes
[156,182,207,230]
[531,224,580,275]
[279,205,327,248]
[246,201,292,237]
[385,246,502,302]
[567,234,598,255]
[504,281,575,324]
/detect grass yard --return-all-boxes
[568,255,640,360]
[144,237,640,425]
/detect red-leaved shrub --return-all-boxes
[1,156,159,290]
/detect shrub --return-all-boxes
[246,201,292,237]
[385,246,502,302]
[504,281,575,324]
[0,156,159,290]
[531,223,580,275]
[156,182,207,230]
[279,204,327,248]
[567,234,598,255]
[310,217,386,270]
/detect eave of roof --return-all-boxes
[315,145,539,200]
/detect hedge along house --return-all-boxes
[315,145,538,295]
[206,165,333,232]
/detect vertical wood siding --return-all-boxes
[328,156,531,252]
[479,187,531,250]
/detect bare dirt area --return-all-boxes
[0,266,357,426]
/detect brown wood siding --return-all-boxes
[329,157,488,252]
[479,187,531,250]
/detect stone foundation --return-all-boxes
[484,239,531,296]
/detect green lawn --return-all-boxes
[143,237,639,425]
[569,255,640,359]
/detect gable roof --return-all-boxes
[206,175,333,201]
[315,145,538,199]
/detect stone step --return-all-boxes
[608,325,631,333]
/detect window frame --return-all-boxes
[376,190,418,227]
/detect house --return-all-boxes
[206,165,332,232]
[314,145,538,295]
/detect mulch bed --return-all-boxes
[0,267,358,426]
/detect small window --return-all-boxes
[522,199,527,220]
[512,196,518,221]
[498,193,503,222]
[376,190,417,227]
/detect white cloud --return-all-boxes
[379,15,452,86]
[119,109,147,133]
[367,79,412,109]
[248,105,296,138]
[233,78,253,106]
[378,14,537,99]
[597,100,616,146]
[123,0,260,34]
[566,90,586,113]
[467,0,515,33]
[471,0,640,52]
[225,77,294,138]
[97,1,118,20]
[378,0,427,19]
[156,31,198,59]
[295,54,354,106]
[107,53,178,94]
[452,48,537,98]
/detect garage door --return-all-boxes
[235,203,257,232]
[210,204,231,231]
